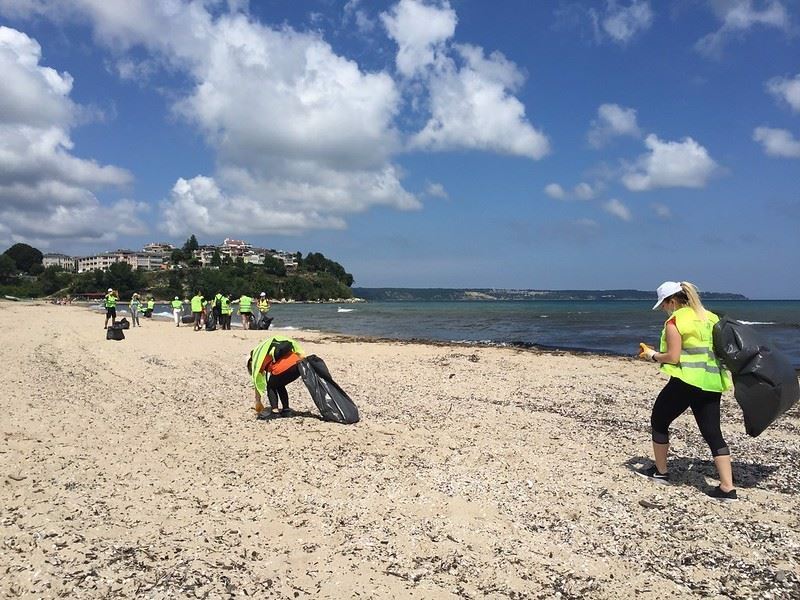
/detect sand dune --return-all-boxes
[1,302,798,598]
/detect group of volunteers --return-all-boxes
[169,290,271,331]
[103,289,155,329]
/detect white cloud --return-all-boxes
[597,1,654,44]
[380,0,457,77]
[696,0,790,57]
[424,181,448,199]
[344,0,376,33]
[161,176,347,237]
[603,198,632,221]
[622,134,719,191]
[544,183,566,199]
[408,43,550,159]
[587,103,641,148]
[380,1,549,160]
[545,181,595,200]
[0,26,138,246]
[753,126,800,158]
[573,182,596,200]
[4,1,425,238]
[651,202,672,220]
[767,73,800,113]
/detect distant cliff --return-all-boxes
[352,288,748,302]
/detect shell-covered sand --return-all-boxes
[1,302,798,599]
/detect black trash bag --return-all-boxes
[117,317,130,330]
[713,316,799,437]
[297,355,359,424]
[257,315,273,330]
[106,324,125,341]
[181,314,195,324]
[205,312,217,331]
[144,310,153,318]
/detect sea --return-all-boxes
[111,299,800,369]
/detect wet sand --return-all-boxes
[1,301,798,598]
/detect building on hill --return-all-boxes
[143,242,175,254]
[221,238,251,258]
[77,250,163,273]
[42,253,77,272]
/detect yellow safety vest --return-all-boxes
[171,300,182,309]
[104,294,116,308]
[258,299,270,312]
[221,297,231,315]
[250,336,304,394]
[239,295,252,312]
[659,306,731,392]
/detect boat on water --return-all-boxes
[337,307,354,313]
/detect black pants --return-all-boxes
[651,377,729,457]
[266,365,301,410]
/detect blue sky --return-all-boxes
[0,1,798,298]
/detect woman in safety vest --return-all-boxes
[637,281,735,501]
[220,293,232,330]
[170,296,183,327]
[129,293,141,327]
[145,297,155,318]
[248,336,304,420]
[103,288,117,329]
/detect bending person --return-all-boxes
[637,281,735,501]
[248,336,304,420]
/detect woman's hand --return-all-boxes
[638,343,657,361]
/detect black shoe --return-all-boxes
[256,410,281,421]
[706,486,738,502]
[635,465,670,484]
[280,408,294,417]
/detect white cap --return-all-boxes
[260,292,266,297]
[174,296,179,300]
[107,288,113,292]
[652,281,683,310]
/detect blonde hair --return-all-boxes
[671,281,707,319]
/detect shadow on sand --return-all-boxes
[625,455,779,492]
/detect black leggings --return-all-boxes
[266,365,301,410]
[651,377,729,457]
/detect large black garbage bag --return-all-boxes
[181,314,195,324]
[257,315,273,330]
[117,317,130,330]
[205,312,217,331]
[106,324,125,341]
[713,316,799,437]
[298,355,359,424]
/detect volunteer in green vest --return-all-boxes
[637,281,735,501]
[190,291,204,330]
[103,288,117,329]
[145,296,155,318]
[171,296,183,327]
[233,293,254,330]
[129,293,141,327]
[220,293,232,330]
[247,335,304,419]
[257,292,270,314]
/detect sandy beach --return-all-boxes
[1,301,798,599]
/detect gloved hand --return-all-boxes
[638,343,657,361]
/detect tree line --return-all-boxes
[1,241,355,301]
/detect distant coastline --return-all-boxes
[352,288,749,302]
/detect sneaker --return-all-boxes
[256,410,281,421]
[635,465,670,484]
[280,408,294,417]
[706,486,738,502]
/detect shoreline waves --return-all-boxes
[1,302,798,598]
